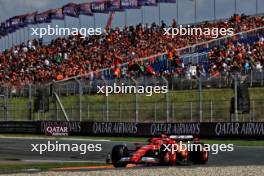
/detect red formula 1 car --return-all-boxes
[110,135,208,167]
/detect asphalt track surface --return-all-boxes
[0,137,264,167]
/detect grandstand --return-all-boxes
[0,14,263,86]
[0,1,263,123]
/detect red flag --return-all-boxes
[105,12,115,31]
[146,65,155,75]
[113,67,121,78]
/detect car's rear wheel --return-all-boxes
[189,150,209,164]
[159,145,176,165]
[111,145,129,168]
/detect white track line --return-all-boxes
[0,136,111,142]
[235,145,264,148]
[22,160,105,163]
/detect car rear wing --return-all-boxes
[169,135,194,141]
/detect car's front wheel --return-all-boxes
[111,145,129,168]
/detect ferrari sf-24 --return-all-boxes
[109,135,209,167]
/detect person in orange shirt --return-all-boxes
[56,74,63,80]
[167,50,174,61]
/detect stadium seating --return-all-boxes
[0,14,263,86]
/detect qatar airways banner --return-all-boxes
[1,121,264,139]
[88,122,264,138]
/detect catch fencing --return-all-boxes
[0,72,264,123]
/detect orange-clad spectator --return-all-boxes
[234,14,241,23]
[56,74,63,80]
[167,50,174,60]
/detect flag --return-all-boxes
[62,3,80,18]
[138,0,157,6]
[36,10,52,23]
[105,12,115,31]
[24,12,37,25]
[50,8,64,20]
[121,0,140,9]
[4,19,15,33]
[79,2,93,16]
[10,15,23,29]
[91,1,108,13]
[18,14,28,27]
[106,0,123,11]
[157,0,176,3]
[0,23,6,36]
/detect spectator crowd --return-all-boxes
[163,37,263,80]
[0,14,263,86]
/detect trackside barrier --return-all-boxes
[1,121,264,139]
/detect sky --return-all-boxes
[0,0,264,50]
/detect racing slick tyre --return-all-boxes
[159,145,177,166]
[111,145,129,168]
[189,150,209,164]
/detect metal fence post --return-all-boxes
[28,84,32,121]
[75,79,83,121]
[210,100,213,122]
[1,91,8,121]
[102,104,104,121]
[190,101,193,122]
[37,111,40,121]
[71,106,73,120]
[105,93,109,122]
[198,78,203,122]
[172,103,175,122]
[102,79,109,122]
[56,101,59,121]
[161,76,169,122]
[5,87,9,121]
[261,71,264,86]
[250,70,253,87]
[252,100,255,122]
[171,78,174,91]
[87,104,90,121]
[119,103,122,122]
[219,74,222,88]
[234,76,238,122]
[154,103,157,122]
[131,78,138,122]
